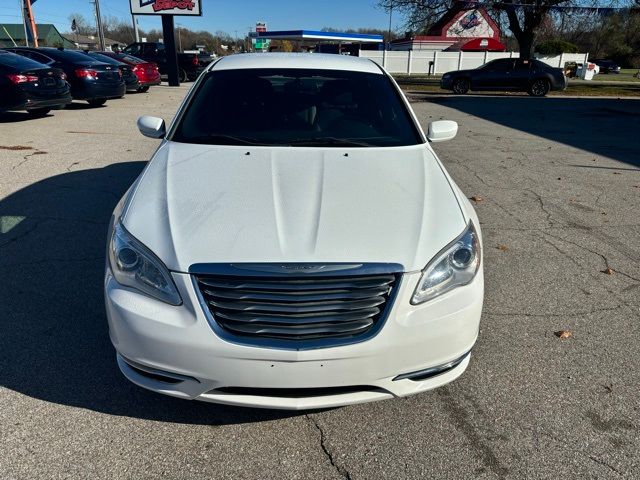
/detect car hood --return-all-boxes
[122,142,466,272]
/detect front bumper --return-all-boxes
[440,76,454,90]
[105,268,483,410]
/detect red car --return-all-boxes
[96,52,160,92]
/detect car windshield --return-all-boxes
[171,68,422,147]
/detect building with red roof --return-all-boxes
[390,2,506,52]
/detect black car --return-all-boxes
[4,47,126,106]
[441,58,567,97]
[0,49,71,116]
[591,59,621,74]
[84,51,140,92]
[122,42,213,82]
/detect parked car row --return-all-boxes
[0,47,161,117]
[122,42,214,82]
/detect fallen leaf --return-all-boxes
[469,195,483,203]
[555,330,572,339]
[603,384,613,393]
[601,267,614,275]
[497,244,509,251]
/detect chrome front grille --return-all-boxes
[193,264,402,349]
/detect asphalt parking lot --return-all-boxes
[1,88,639,479]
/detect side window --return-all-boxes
[29,52,53,65]
[125,44,141,55]
[142,44,158,55]
[494,59,514,72]
[514,60,532,71]
[483,59,513,72]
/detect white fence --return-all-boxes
[360,50,590,75]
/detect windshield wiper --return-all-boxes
[285,137,375,147]
[183,134,264,146]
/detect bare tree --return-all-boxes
[378,1,631,59]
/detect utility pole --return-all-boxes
[161,15,179,86]
[387,2,393,50]
[132,14,140,43]
[93,0,106,51]
[20,0,29,46]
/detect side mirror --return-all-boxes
[137,116,165,139]
[427,120,458,143]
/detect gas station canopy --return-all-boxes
[253,30,384,43]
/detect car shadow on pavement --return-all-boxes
[422,95,640,168]
[0,112,55,123]
[0,162,298,425]
[64,102,107,110]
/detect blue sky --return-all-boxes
[0,1,402,36]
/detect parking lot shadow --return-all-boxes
[0,111,55,123]
[424,96,640,168]
[0,162,295,425]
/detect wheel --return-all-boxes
[179,68,188,83]
[137,86,150,93]
[528,79,550,97]
[26,108,50,117]
[452,78,469,95]
[87,99,107,107]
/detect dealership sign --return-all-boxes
[130,0,202,16]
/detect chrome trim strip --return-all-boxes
[118,355,200,384]
[393,351,471,382]
[189,262,404,277]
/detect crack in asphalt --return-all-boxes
[536,431,625,477]
[525,189,557,227]
[0,219,43,248]
[306,415,352,480]
[12,151,47,170]
[544,231,640,283]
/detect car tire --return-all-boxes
[26,108,51,117]
[452,78,470,95]
[87,99,107,107]
[137,86,150,93]
[179,68,188,83]
[528,79,550,97]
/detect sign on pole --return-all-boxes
[252,22,270,52]
[127,1,202,87]
[129,0,202,16]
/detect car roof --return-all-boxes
[211,53,382,74]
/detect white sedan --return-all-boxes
[105,53,483,410]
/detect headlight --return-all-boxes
[108,221,182,305]
[412,222,480,305]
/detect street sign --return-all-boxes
[130,0,202,16]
